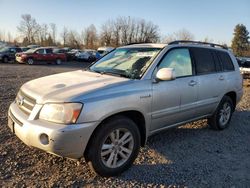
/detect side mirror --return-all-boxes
[156,68,176,81]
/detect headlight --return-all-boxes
[39,103,82,124]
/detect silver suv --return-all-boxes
[8,41,243,176]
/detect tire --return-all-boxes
[85,116,141,177]
[3,56,8,63]
[56,59,61,65]
[27,58,34,65]
[208,96,234,130]
[87,57,92,62]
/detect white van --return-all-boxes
[97,47,114,56]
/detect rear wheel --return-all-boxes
[3,56,8,63]
[56,59,62,65]
[208,96,234,130]
[85,116,141,177]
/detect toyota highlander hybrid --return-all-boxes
[8,41,243,176]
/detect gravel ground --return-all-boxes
[0,62,250,187]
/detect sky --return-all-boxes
[0,0,249,45]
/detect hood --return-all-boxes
[21,70,129,104]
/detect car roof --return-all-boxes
[120,43,167,49]
[97,47,114,51]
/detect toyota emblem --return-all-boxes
[17,97,25,106]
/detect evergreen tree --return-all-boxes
[231,24,249,56]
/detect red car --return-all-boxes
[16,47,66,65]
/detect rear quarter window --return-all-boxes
[217,51,235,71]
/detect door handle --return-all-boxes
[219,75,224,80]
[188,80,197,86]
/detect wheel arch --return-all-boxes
[225,91,237,110]
[84,110,147,159]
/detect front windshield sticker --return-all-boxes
[136,52,157,57]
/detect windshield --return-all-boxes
[25,48,37,53]
[90,47,161,79]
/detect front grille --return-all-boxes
[16,90,36,115]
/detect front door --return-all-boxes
[151,48,197,132]
[35,49,46,62]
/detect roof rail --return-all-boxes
[126,42,153,45]
[168,40,228,50]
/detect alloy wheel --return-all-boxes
[101,128,134,168]
[219,102,231,126]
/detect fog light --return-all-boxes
[40,133,49,145]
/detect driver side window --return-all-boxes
[158,48,192,78]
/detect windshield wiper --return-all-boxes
[94,70,131,78]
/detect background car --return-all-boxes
[16,47,66,65]
[75,49,101,62]
[66,49,81,61]
[97,47,114,56]
[0,46,22,63]
[27,44,41,49]
[53,47,72,61]
[20,47,30,52]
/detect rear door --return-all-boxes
[45,48,54,62]
[190,47,226,116]
[151,48,198,131]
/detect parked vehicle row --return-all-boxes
[0,45,115,64]
[237,57,250,78]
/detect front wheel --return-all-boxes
[208,96,234,130]
[85,116,141,177]
[27,58,34,65]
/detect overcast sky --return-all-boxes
[0,0,249,45]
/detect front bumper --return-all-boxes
[8,102,98,159]
[16,57,25,63]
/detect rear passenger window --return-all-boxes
[217,51,234,71]
[46,49,53,54]
[191,48,216,74]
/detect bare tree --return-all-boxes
[82,24,98,49]
[7,32,12,42]
[0,30,5,41]
[38,24,48,46]
[50,23,57,45]
[100,20,113,46]
[17,14,40,44]
[100,16,160,47]
[162,29,194,43]
[67,30,81,48]
[60,26,69,47]
[202,37,214,43]
[174,29,194,40]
